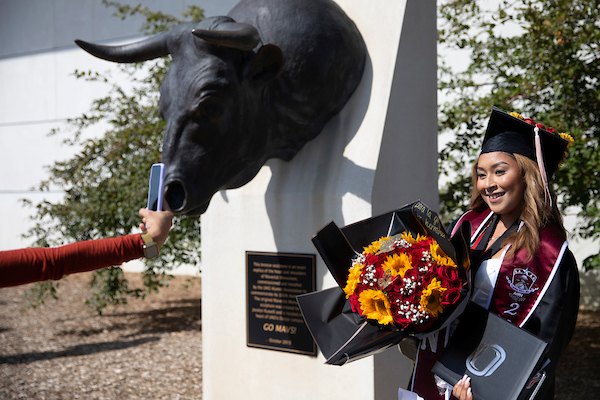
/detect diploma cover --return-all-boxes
[432,302,548,400]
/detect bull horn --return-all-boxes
[74,32,169,63]
[192,22,260,51]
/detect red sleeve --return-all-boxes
[0,234,144,288]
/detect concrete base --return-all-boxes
[201,1,438,399]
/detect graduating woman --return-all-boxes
[410,107,580,400]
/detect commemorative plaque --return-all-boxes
[246,251,316,356]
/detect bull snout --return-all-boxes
[164,179,188,214]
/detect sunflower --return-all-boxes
[359,289,394,325]
[559,132,575,148]
[420,278,447,318]
[362,236,390,255]
[400,231,427,245]
[509,111,524,120]
[382,253,413,278]
[343,263,364,298]
[430,242,457,268]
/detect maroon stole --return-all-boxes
[452,208,568,327]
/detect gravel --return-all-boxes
[1,271,597,399]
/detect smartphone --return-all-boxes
[147,163,165,211]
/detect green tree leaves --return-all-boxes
[21,2,204,313]
[438,0,600,269]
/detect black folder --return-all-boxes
[432,303,548,400]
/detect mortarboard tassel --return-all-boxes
[534,126,552,207]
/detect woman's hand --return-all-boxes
[452,375,473,400]
[139,207,174,250]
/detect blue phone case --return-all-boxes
[147,163,165,211]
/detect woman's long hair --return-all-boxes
[469,153,565,260]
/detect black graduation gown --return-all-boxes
[411,208,580,400]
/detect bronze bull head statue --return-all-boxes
[76,0,366,215]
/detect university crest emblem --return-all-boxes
[507,267,539,302]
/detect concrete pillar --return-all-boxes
[201,1,437,399]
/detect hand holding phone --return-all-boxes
[147,163,165,211]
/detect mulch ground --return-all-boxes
[0,272,202,399]
[554,307,600,399]
[0,271,598,399]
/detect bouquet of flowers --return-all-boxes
[345,232,463,332]
[297,201,471,365]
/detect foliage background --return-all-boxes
[437,0,600,270]
[21,2,205,313]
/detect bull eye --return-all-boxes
[203,102,220,117]
[192,99,222,122]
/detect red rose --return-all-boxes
[353,284,367,296]
[349,294,362,314]
[405,268,420,281]
[536,122,546,130]
[524,118,535,125]
[414,317,434,332]
[444,278,462,291]
[386,290,401,304]
[414,240,432,254]
[437,265,459,282]
[547,127,556,133]
[364,253,380,266]
[394,317,411,329]
[391,307,412,329]
[416,268,434,285]
[373,265,386,281]
[440,287,462,307]
[389,277,403,293]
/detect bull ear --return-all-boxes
[247,44,283,84]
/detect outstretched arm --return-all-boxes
[0,209,174,288]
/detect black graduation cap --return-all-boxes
[481,106,569,179]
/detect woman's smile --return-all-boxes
[486,192,504,201]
